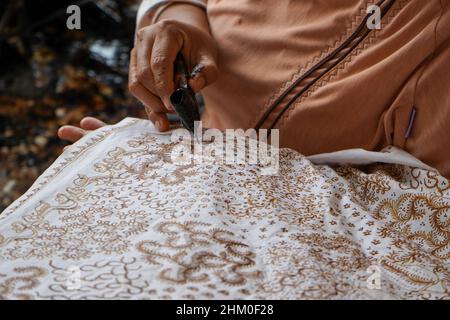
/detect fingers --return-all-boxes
[58,126,85,143]
[136,28,157,96]
[136,24,183,111]
[58,117,106,144]
[130,50,167,113]
[150,30,183,109]
[145,108,170,132]
[188,55,218,93]
[132,21,219,131]
[130,48,171,132]
[80,117,106,131]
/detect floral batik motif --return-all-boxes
[1,118,449,299]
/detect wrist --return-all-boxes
[137,3,209,33]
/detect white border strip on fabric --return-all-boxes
[307,146,438,172]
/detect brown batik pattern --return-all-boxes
[0,118,449,299]
[136,221,263,286]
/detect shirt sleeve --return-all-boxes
[136,0,207,28]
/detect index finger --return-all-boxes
[150,28,184,110]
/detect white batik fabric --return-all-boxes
[1,118,449,300]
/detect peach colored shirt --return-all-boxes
[139,0,450,177]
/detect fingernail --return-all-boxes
[164,97,174,111]
[194,76,206,91]
[155,120,161,131]
[190,64,204,78]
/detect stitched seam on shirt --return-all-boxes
[250,0,375,128]
[277,0,409,128]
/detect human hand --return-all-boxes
[129,6,218,132]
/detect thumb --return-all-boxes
[188,56,218,93]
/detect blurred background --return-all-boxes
[0,0,147,211]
